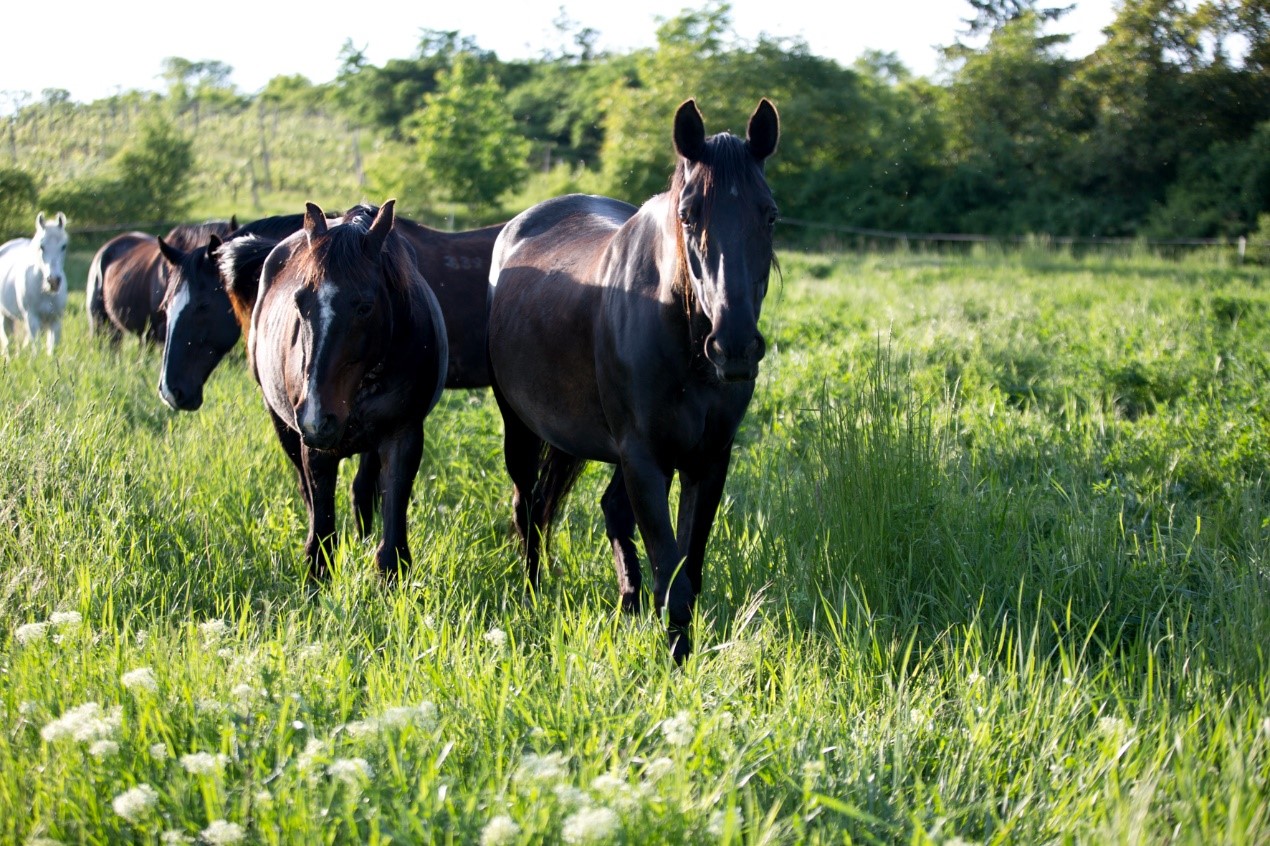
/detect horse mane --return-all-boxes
[291,203,416,294]
[165,220,235,251]
[218,233,279,331]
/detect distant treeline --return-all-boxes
[2,0,1268,247]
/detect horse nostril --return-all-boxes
[747,335,766,363]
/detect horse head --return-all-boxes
[671,99,780,383]
[157,234,240,411]
[268,200,402,449]
[33,212,69,294]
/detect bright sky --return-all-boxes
[2,1,1118,107]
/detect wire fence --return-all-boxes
[778,216,1248,256]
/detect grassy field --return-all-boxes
[0,246,1266,845]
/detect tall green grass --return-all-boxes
[0,248,1266,844]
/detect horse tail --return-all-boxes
[85,247,109,337]
[535,445,586,534]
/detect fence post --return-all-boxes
[1238,236,1246,264]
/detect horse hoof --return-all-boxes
[668,627,692,665]
[619,592,643,614]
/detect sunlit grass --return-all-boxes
[1,248,1266,844]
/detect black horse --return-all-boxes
[486,99,780,661]
[157,211,501,411]
[249,201,448,581]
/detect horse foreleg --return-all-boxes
[45,319,61,355]
[602,467,644,613]
[301,447,340,583]
[374,427,424,582]
[351,451,381,538]
[619,448,691,662]
[0,314,12,357]
[22,313,41,353]
[675,446,735,598]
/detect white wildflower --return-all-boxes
[24,838,65,846]
[195,699,226,715]
[199,619,230,645]
[40,702,121,743]
[707,808,744,837]
[515,751,569,783]
[134,629,149,646]
[14,622,49,644]
[379,702,438,730]
[590,773,626,796]
[553,784,587,809]
[160,832,193,845]
[966,670,984,686]
[230,684,260,712]
[89,739,119,759]
[660,711,694,747]
[909,708,934,731]
[49,611,82,629]
[296,738,326,773]
[149,743,169,761]
[216,648,235,661]
[643,757,675,781]
[112,784,159,823]
[714,710,735,731]
[802,760,826,781]
[1098,716,1129,739]
[328,757,374,786]
[561,806,620,843]
[483,627,508,648]
[253,790,273,806]
[18,701,37,718]
[121,667,159,694]
[200,820,245,845]
[340,720,378,738]
[481,814,521,846]
[180,751,228,775]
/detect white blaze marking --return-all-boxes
[299,280,338,431]
[167,283,191,332]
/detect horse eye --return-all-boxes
[353,301,373,319]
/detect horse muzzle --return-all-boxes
[43,276,62,293]
[297,408,344,450]
[705,333,766,383]
[159,380,203,412]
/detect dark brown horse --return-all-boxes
[157,212,502,410]
[249,200,447,580]
[487,99,780,661]
[87,219,235,344]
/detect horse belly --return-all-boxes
[489,278,616,463]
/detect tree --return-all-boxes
[402,55,529,210]
[960,0,1074,36]
[0,166,38,239]
[40,114,193,227]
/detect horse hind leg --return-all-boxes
[351,451,381,538]
[601,467,643,612]
[0,314,12,357]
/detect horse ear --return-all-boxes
[55,212,66,228]
[228,214,238,232]
[207,234,222,258]
[673,99,707,162]
[36,211,45,230]
[303,202,328,241]
[747,98,780,162]
[158,237,184,267]
[365,199,396,257]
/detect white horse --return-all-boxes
[0,212,70,355]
